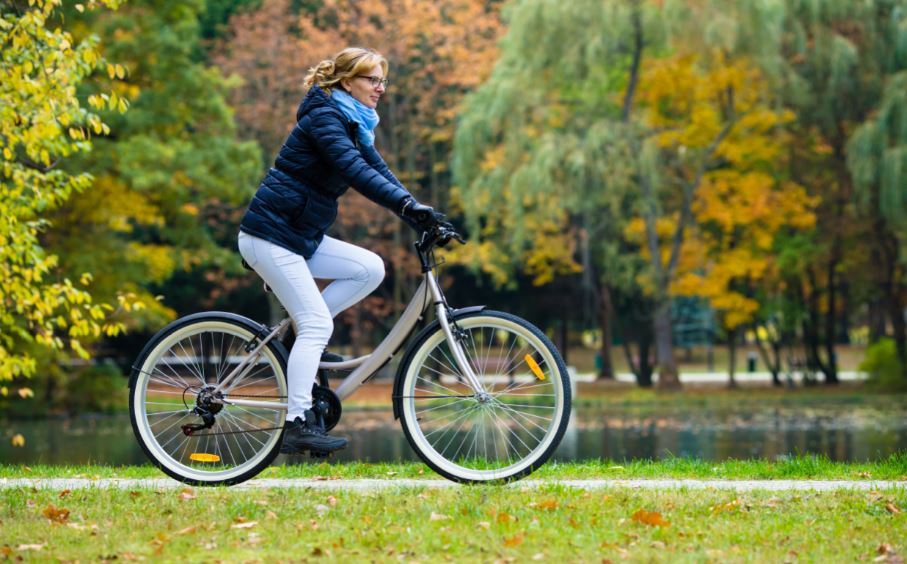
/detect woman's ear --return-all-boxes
[339,77,351,92]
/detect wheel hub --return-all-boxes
[196,386,224,415]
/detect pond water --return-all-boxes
[3,397,907,466]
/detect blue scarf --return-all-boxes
[331,88,379,147]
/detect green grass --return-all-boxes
[1,481,904,561]
[3,454,907,481]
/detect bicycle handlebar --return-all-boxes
[416,223,465,254]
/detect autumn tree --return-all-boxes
[627,55,818,387]
[214,0,503,347]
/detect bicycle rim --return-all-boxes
[131,319,286,484]
[399,312,569,482]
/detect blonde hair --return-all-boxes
[303,47,388,94]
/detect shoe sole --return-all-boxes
[279,444,347,456]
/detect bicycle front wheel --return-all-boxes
[396,310,571,483]
[129,312,288,486]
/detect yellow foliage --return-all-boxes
[636,52,817,329]
[0,0,127,381]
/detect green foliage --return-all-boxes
[860,338,907,391]
[43,0,263,334]
[0,0,136,381]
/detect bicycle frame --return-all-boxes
[212,268,484,411]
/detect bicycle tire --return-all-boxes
[129,312,289,486]
[394,310,571,483]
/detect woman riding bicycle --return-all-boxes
[237,47,444,456]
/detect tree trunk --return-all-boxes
[653,301,680,389]
[869,297,887,343]
[753,323,782,387]
[597,283,615,380]
[727,327,737,388]
[889,289,907,374]
[558,318,569,365]
[824,246,840,384]
[639,331,654,387]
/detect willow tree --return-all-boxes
[847,35,907,372]
[453,0,790,387]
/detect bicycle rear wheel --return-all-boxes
[129,312,288,486]
[395,310,571,483]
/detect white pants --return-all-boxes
[237,231,385,421]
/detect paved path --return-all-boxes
[2,478,903,491]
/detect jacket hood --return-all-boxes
[296,86,338,122]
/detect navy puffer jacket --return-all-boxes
[239,86,412,258]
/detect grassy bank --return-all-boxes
[1,480,904,561]
[3,454,907,481]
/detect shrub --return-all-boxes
[859,338,907,391]
[64,362,128,414]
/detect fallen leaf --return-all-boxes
[327,495,338,506]
[478,521,490,530]
[858,472,872,479]
[503,534,524,547]
[315,504,330,515]
[59,489,72,499]
[26,499,36,508]
[711,499,743,514]
[430,512,450,521]
[496,511,516,524]
[386,471,398,476]
[311,475,341,481]
[266,510,277,520]
[532,554,545,561]
[885,502,901,514]
[129,491,141,498]
[0,546,10,558]
[10,434,25,447]
[42,503,70,524]
[175,526,196,536]
[231,521,257,529]
[18,387,34,399]
[631,509,670,527]
[537,499,559,510]
[178,488,196,501]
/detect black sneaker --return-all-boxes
[280,409,347,455]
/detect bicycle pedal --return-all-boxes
[309,450,332,459]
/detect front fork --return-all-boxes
[426,274,488,399]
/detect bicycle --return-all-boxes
[129,224,572,486]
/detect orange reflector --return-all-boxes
[189,453,221,463]
[525,355,545,380]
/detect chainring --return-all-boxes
[312,384,342,432]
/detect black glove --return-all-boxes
[399,196,446,231]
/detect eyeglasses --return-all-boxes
[356,75,389,89]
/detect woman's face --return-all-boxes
[342,64,386,109]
